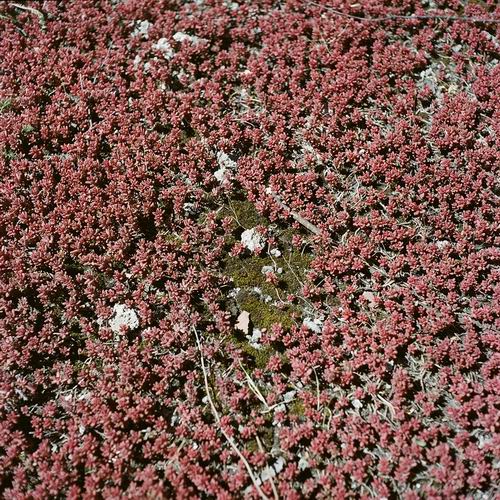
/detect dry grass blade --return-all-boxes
[193,327,275,500]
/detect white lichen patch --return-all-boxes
[303,317,323,333]
[241,228,264,252]
[214,151,236,182]
[131,20,152,39]
[153,38,174,59]
[109,304,139,333]
[247,328,262,349]
[214,166,227,182]
[217,150,237,170]
[173,32,206,45]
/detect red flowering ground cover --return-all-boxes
[1,0,499,498]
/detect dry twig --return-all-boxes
[193,327,275,500]
[267,188,321,236]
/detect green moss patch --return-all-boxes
[0,98,12,113]
[233,337,275,369]
[237,293,295,330]
[218,199,269,230]
[224,250,312,299]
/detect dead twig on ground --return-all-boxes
[193,327,275,500]
[266,188,321,236]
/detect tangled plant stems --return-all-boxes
[0,0,499,498]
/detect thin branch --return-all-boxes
[239,362,270,410]
[255,436,280,500]
[10,3,46,28]
[267,188,321,236]
[193,327,272,500]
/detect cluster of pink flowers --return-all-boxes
[0,0,498,497]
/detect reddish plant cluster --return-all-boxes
[0,0,499,498]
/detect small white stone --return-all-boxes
[216,150,237,170]
[303,317,322,333]
[132,20,152,39]
[235,311,250,334]
[109,304,139,333]
[153,38,174,59]
[173,32,204,45]
[352,398,363,409]
[214,166,226,182]
[241,228,264,252]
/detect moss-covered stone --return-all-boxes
[218,194,316,371]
